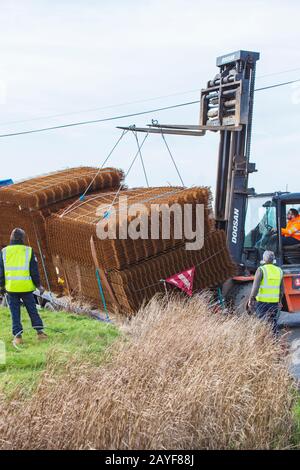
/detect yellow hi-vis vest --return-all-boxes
[256,264,283,303]
[2,245,36,293]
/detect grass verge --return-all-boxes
[293,397,300,447]
[0,295,296,449]
[0,306,119,397]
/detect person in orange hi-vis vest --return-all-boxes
[281,208,300,246]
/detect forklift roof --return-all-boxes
[273,193,300,203]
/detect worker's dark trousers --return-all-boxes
[7,292,44,337]
[255,301,279,336]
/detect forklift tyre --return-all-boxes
[226,282,253,315]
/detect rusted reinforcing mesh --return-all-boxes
[0,167,124,210]
[55,230,236,315]
[0,167,123,290]
[47,186,214,271]
[0,198,79,290]
[1,166,235,314]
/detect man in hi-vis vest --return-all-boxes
[0,228,47,345]
[248,250,284,335]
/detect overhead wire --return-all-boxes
[0,88,202,127]
[0,101,200,138]
[258,67,300,79]
[0,78,300,139]
[2,65,300,127]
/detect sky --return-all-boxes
[0,0,300,198]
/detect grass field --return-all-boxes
[293,398,300,446]
[0,306,119,397]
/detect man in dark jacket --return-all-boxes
[0,228,47,345]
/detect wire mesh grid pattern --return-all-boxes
[57,230,236,315]
[0,167,124,209]
[0,166,235,315]
[47,186,214,271]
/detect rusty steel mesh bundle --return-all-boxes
[0,167,123,290]
[47,186,214,271]
[0,198,80,290]
[55,230,236,315]
[1,165,235,315]
[0,167,124,210]
[108,230,236,314]
[55,257,116,311]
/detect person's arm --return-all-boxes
[249,268,263,302]
[0,251,5,292]
[279,275,284,308]
[29,250,41,288]
[282,221,300,237]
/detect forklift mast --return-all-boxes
[118,50,260,267]
[202,51,260,265]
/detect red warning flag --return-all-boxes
[165,267,195,297]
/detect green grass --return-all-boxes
[0,306,119,397]
[293,397,300,448]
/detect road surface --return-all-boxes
[278,312,300,380]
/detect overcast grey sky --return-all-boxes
[0,0,300,196]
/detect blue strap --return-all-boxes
[217,287,225,310]
[103,210,111,219]
[95,269,110,322]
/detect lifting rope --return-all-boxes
[60,129,129,218]
[133,130,150,188]
[100,131,150,220]
[95,269,110,322]
[160,130,185,187]
[60,124,185,219]
[60,129,150,220]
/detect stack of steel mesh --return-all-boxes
[53,257,117,310]
[0,167,124,209]
[47,186,214,271]
[1,166,235,314]
[46,185,236,314]
[0,167,124,290]
[54,229,236,315]
[0,199,78,289]
[108,230,236,314]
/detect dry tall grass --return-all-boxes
[0,295,295,449]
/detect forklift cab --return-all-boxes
[276,193,300,266]
[243,192,300,271]
[241,193,300,313]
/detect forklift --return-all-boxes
[119,50,300,317]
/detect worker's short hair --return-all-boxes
[288,208,299,217]
[10,228,26,244]
[262,250,275,264]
